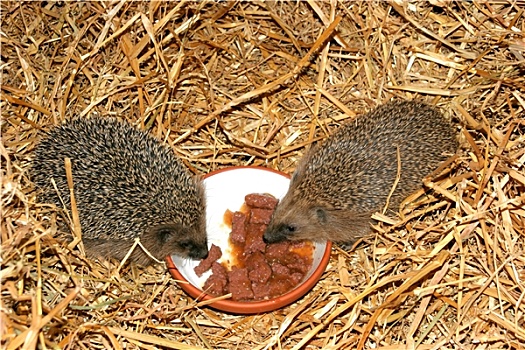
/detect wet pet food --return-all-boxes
[194,244,222,277]
[194,193,314,301]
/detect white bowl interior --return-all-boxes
[171,167,328,290]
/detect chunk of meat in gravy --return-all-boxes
[245,193,279,209]
[194,244,222,277]
[228,267,254,301]
[265,241,292,261]
[290,272,305,285]
[249,208,273,224]
[243,224,266,255]
[286,257,312,274]
[251,282,271,300]
[265,240,312,270]
[246,251,272,284]
[209,261,228,281]
[270,262,290,277]
[230,211,247,244]
[202,262,228,296]
[268,279,294,298]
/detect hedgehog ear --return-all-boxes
[315,207,327,224]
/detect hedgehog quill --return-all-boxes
[32,117,208,265]
[264,100,458,246]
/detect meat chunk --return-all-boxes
[265,241,291,261]
[194,244,222,277]
[287,256,312,274]
[251,282,271,300]
[244,224,266,254]
[270,262,290,277]
[202,262,228,296]
[230,212,247,244]
[268,279,294,298]
[228,267,254,301]
[290,272,305,285]
[211,261,228,280]
[246,251,272,284]
[249,208,273,224]
[245,193,279,209]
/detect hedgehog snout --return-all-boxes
[264,191,303,243]
[173,232,208,260]
[263,222,296,243]
[188,242,209,260]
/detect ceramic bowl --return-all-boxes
[166,166,332,314]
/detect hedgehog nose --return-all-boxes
[190,245,208,260]
[262,233,272,243]
[263,229,282,244]
[264,222,295,243]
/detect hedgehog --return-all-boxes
[263,100,458,246]
[31,117,208,265]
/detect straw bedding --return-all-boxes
[1,1,524,349]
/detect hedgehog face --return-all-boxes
[264,203,332,243]
[142,221,208,262]
[263,189,325,243]
[264,192,372,245]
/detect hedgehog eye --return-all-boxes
[179,241,192,250]
[284,225,296,234]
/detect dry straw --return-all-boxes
[1,1,524,349]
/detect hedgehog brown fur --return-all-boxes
[32,117,208,265]
[264,100,458,246]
